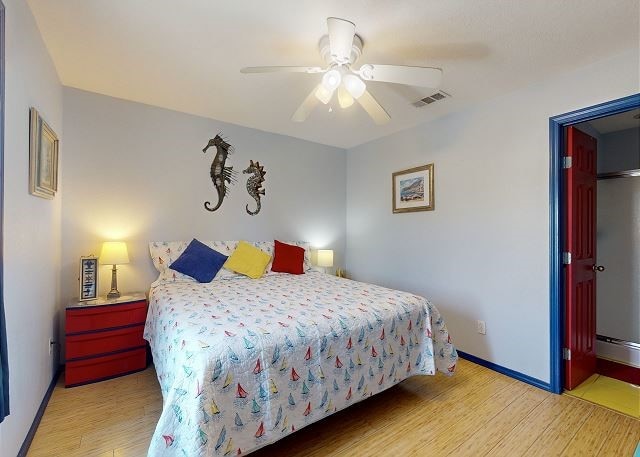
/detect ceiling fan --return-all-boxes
[240,17,443,125]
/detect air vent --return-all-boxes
[412,90,451,108]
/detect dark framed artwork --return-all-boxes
[79,256,99,301]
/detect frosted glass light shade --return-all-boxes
[337,86,354,108]
[317,249,334,268]
[344,74,366,99]
[322,69,342,91]
[315,85,334,104]
[100,241,130,265]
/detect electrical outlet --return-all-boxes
[476,320,486,335]
[48,338,55,355]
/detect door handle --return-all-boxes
[592,265,605,272]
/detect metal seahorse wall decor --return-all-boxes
[202,134,236,212]
[243,160,266,216]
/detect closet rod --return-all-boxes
[597,169,640,180]
[596,334,640,349]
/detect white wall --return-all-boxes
[594,125,640,347]
[346,48,639,383]
[576,124,640,346]
[0,0,63,455]
[61,88,346,305]
[596,177,640,344]
[598,127,640,173]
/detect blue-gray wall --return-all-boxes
[345,49,639,383]
[61,88,347,304]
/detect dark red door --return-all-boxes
[564,126,597,390]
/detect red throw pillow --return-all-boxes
[271,240,305,274]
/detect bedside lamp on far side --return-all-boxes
[100,241,129,299]
[317,249,334,274]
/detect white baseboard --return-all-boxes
[596,337,640,368]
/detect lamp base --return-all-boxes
[107,264,121,299]
[107,290,121,299]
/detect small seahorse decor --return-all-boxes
[243,160,266,216]
[202,134,237,212]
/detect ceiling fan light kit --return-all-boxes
[337,86,354,109]
[314,85,333,105]
[321,69,342,91]
[343,74,366,99]
[240,17,443,125]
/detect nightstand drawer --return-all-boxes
[66,300,147,334]
[66,325,146,360]
[65,347,147,387]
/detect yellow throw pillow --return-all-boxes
[224,241,272,279]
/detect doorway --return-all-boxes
[564,113,640,417]
[549,94,640,417]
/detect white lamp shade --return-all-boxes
[317,249,334,268]
[322,69,342,91]
[315,85,334,104]
[99,241,130,265]
[344,74,366,99]
[337,86,354,108]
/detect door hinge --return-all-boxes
[563,157,572,169]
[563,252,572,265]
[563,348,571,360]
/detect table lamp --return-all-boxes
[317,249,334,274]
[100,241,129,299]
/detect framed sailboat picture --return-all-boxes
[392,163,434,213]
[79,256,99,301]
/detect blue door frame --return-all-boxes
[549,93,640,394]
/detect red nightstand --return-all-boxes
[65,293,148,387]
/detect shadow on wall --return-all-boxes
[50,312,61,371]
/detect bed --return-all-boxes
[144,241,457,456]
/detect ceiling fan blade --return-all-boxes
[327,17,355,63]
[291,86,321,122]
[359,64,443,88]
[240,66,324,74]
[357,90,390,125]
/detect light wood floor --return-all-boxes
[28,359,640,457]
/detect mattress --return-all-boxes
[143,271,457,456]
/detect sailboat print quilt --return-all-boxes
[144,271,457,456]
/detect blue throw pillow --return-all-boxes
[169,239,228,283]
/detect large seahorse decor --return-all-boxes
[202,134,236,212]
[243,160,266,216]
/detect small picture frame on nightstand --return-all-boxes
[79,256,99,301]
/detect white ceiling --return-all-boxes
[27,0,640,149]
[587,109,640,134]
